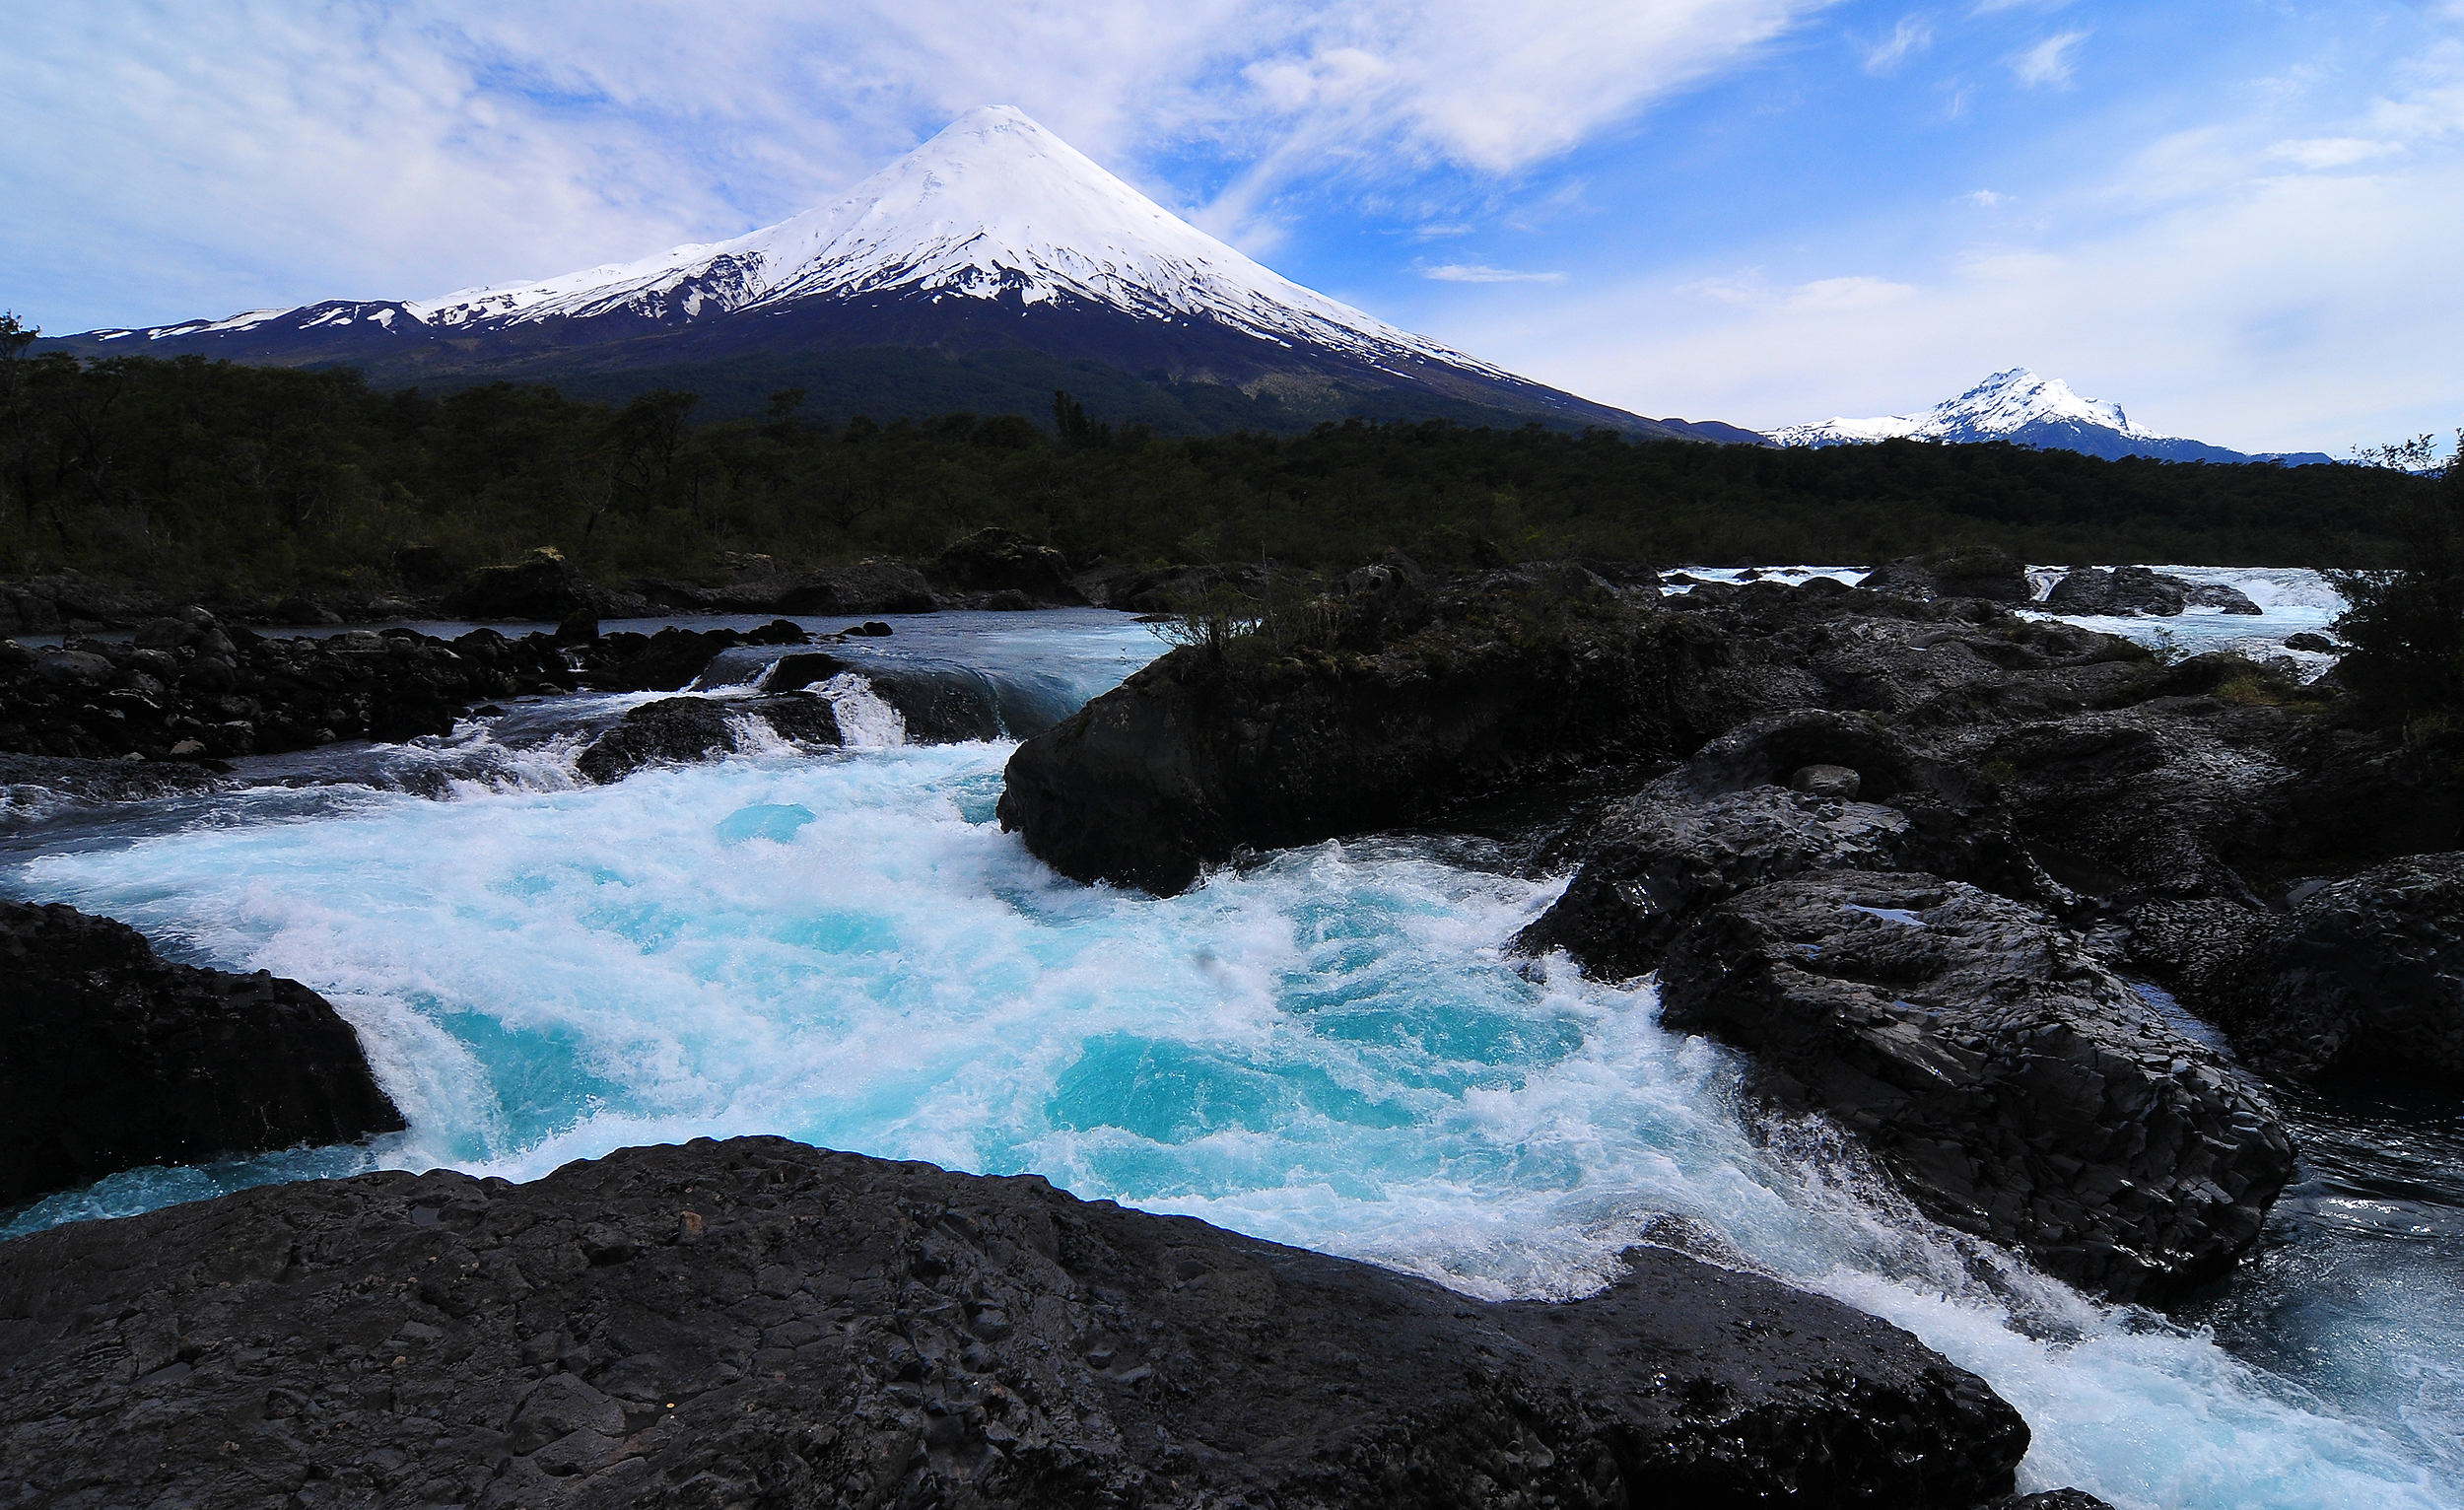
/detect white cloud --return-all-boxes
[2271,137,2407,170]
[1785,276,1916,309]
[2013,31,2089,89]
[1864,16,1934,74]
[1440,157,2464,454]
[1965,188,2010,206]
[1423,264,1566,283]
[1,0,1843,328]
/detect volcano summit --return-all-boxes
[46,107,1753,439]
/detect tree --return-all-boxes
[2329,429,2464,723]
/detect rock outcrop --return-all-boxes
[2044,568,2262,618]
[574,695,843,784]
[1517,713,2062,981]
[1655,872,2294,1300]
[2132,853,2464,1081]
[1860,547,2030,603]
[0,1135,2036,1509]
[0,901,403,1205]
[1000,562,1761,894]
[0,571,167,636]
[937,528,1080,602]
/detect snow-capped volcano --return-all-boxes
[1773,370,2330,464]
[56,108,1751,441]
[400,106,1487,370]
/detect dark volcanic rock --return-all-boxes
[443,549,645,621]
[0,901,403,1205]
[999,563,1768,894]
[1657,872,2295,1300]
[0,571,166,635]
[1518,714,2062,981]
[0,1135,2031,1509]
[2044,567,2188,618]
[764,652,1006,742]
[1861,548,2029,604]
[774,560,939,616]
[2135,854,2464,1081]
[574,695,843,783]
[938,527,1080,601]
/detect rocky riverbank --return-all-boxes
[0,529,1232,641]
[997,560,2458,1298]
[0,901,401,1206]
[0,1134,2063,1510]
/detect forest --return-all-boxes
[0,326,2435,604]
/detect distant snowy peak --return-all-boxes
[1772,369,2148,446]
[1773,369,2330,465]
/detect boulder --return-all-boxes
[575,698,733,783]
[442,548,597,620]
[1862,548,2029,604]
[1519,714,2061,982]
[0,901,403,1205]
[0,1135,2033,1509]
[1656,872,2295,1300]
[575,695,844,783]
[2136,853,2464,1081]
[1000,563,1761,895]
[774,560,937,616]
[2183,581,2264,614]
[938,526,1080,600]
[2044,567,2189,617]
[764,653,1004,742]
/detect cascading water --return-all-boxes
[0,596,2453,1510]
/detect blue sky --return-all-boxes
[5,1,2460,452]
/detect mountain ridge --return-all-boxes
[1773,369,2335,465]
[41,107,1758,443]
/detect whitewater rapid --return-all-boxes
[0,594,2452,1509]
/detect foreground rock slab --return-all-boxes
[0,1135,2033,1509]
[0,901,403,1205]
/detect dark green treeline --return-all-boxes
[0,343,2432,601]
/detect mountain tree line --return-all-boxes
[0,315,2439,606]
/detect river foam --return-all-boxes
[4,735,2450,1510]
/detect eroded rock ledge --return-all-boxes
[0,1135,2037,1510]
[0,901,403,1205]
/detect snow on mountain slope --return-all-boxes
[1773,369,2150,446]
[96,107,1510,384]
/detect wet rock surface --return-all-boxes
[2043,568,2262,618]
[1000,562,1771,895]
[1518,713,2063,982]
[0,901,403,1206]
[1656,872,2294,1301]
[0,1135,2035,1510]
[575,694,844,784]
[1860,547,2030,604]
[2134,853,2464,1081]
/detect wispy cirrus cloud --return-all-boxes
[2013,30,2089,88]
[1864,15,1934,74]
[1423,263,1566,283]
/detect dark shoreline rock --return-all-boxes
[574,693,844,783]
[0,901,403,1206]
[2131,854,2464,1081]
[1656,872,2294,1301]
[999,562,1761,895]
[0,1134,2035,1509]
